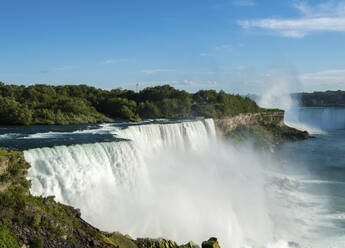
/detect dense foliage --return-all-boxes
[293,90,345,107]
[0,82,262,125]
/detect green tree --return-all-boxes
[0,97,32,125]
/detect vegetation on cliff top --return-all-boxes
[292,90,345,107]
[0,148,219,247]
[0,82,262,125]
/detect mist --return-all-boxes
[256,67,326,133]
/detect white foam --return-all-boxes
[0,133,22,139]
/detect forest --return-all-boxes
[0,82,262,125]
[293,90,345,107]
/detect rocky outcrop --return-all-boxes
[214,111,285,135]
[201,238,220,248]
[214,110,310,149]
[135,238,200,248]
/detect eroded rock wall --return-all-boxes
[214,111,285,135]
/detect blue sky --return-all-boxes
[1,0,345,93]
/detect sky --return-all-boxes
[1,0,345,94]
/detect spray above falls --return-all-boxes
[259,91,345,133]
[256,68,345,133]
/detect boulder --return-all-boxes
[201,237,220,248]
[136,238,179,248]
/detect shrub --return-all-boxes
[0,223,19,248]
[30,237,43,248]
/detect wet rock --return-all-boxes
[75,208,81,218]
[201,237,220,248]
[136,238,179,248]
[180,241,200,248]
[89,239,101,246]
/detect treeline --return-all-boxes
[0,82,262,125]
[0,83,112,125]
[293,90,345,107]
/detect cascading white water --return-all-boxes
[25,119,295,248]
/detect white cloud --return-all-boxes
[120,80,217,92]
[178,80,217,87]
[299,69,345,90]
[55,66,73,71]
[293,0,345,17]
[200,53,211,57]
[101,59,133,64]
[236,65,253,71]
[103,59,115,64]
[40,66,73,73]
[232,0,255,7]
[238,1,345,38]
[215,44,232,51]
[239,17,345,38]
[141,69,176,75]
[299,69,345,80]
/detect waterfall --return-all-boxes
[24,119,289,248]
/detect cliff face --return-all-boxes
[214,111,285,135]
[214,111,310,148]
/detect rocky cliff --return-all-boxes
[214,110,310,149]
[214,111,285,135]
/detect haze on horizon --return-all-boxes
[1,0,345,94]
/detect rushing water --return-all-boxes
[0,109,344,247]
[272,129,345,247]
